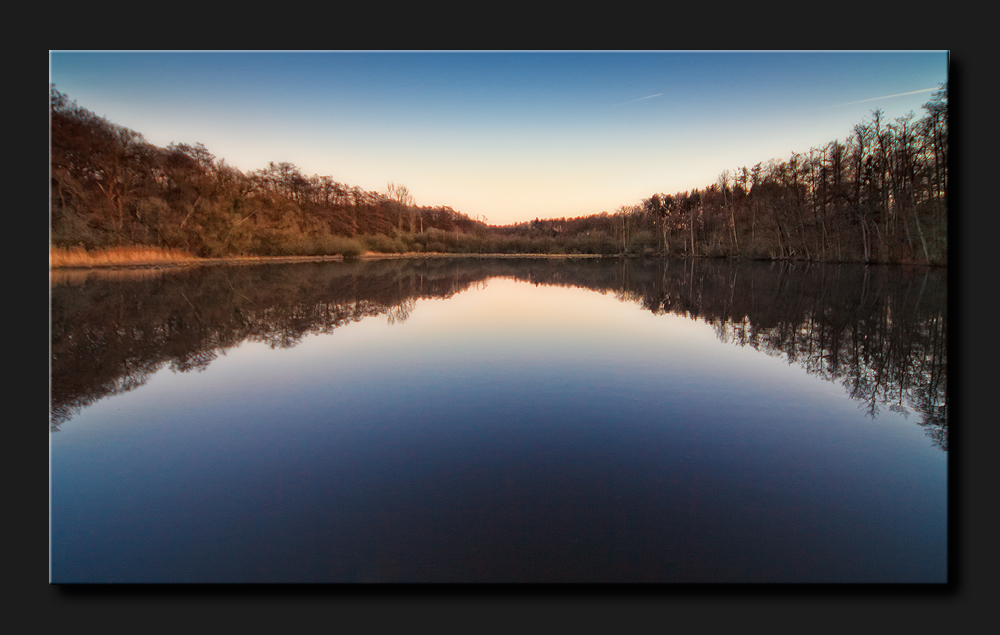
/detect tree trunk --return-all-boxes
[913,210,930,263]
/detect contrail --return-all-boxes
[834,87,938,107]
[628,92,663,103]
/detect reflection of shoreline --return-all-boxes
[50,258,947,449]
[48,254,606,288]
[50,268,188,285]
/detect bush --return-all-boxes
[51,209,107,250]
[363,234,406,253]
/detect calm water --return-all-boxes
[50,257,947,583]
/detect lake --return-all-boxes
[49,257,947,583]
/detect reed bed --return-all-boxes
[50,246,197,269]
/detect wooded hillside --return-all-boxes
[50,84,947,263]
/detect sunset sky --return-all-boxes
[49,50,949,226]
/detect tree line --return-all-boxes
[632,85,948,264]
[50,86,485,258]
[51,84,947,263]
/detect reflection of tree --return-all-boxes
[626,259,948,451]
[386,298,416,326]
[50,259,485,429]
[51,257,947,450]
[497,257,947,450]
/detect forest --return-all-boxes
[50,84,948,264]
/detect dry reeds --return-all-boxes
[50,246,196,269]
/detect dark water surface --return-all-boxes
[50,257,947,583]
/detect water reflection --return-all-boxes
[50,257,947,449]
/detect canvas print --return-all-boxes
[49,50,948,584]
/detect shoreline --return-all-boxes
[48,251,606,271]
[49,250,946,271]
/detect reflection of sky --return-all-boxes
[48,51,948,225]
[51,276,946,583]
[57,275,936,455]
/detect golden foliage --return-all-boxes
[50,246,196,269]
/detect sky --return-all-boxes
[49,50,949,226]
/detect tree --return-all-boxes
[717,170,738,255]
[920,83,948,204]
[50,86,154,242]
[385,182,415,232]
[850,120,876,261]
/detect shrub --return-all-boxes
[50,210,106,250]
[363,234,406,253]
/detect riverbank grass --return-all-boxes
[50,246,197,268]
